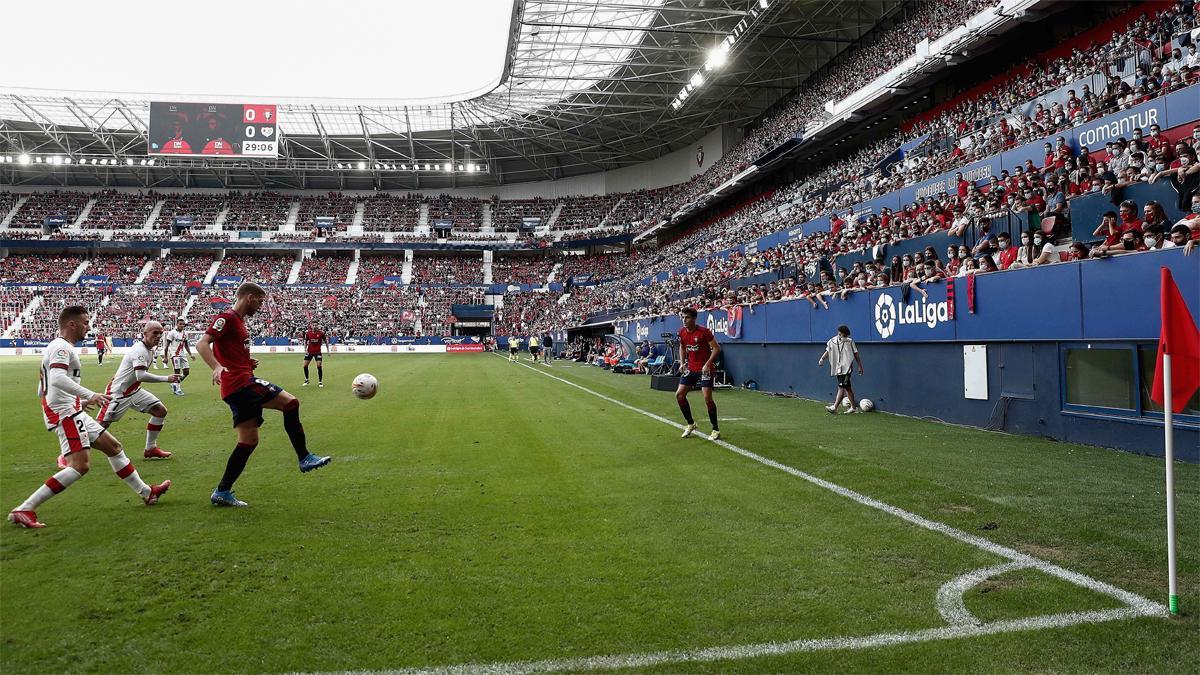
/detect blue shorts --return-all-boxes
[680,371,714,389]
[223,378,283,428]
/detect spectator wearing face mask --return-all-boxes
[1151,146,1200,211]
[995,232,1018,269]
[1097,230,1148,256]
[970,219,997,257]
[1011,230,1053,268]
[1068,241,1091,261]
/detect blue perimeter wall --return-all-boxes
[615,249,1200,461]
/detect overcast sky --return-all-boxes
[2,0,513,102]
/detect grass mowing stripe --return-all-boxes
[507,357,1164,618]
[317,608,1146,675]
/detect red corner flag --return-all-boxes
[1152,267,1200,413]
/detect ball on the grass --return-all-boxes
[859,398,874,412]
[351,373,378,400]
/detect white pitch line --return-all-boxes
[936,561,1031,626]
[318,608,1146,675]
[508,359,1166,618]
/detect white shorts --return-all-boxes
[96,389,162,425]
[55,412,105,456]
[172,356,190,370]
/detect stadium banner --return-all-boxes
[1071,96,1168,152]
[521,217,542,229]
[446,343,485,353]
[172,215,193,230]
[611,248,1196,346]
[148,101,278,158]
[44,215,67,228]
[213,276,243,286]
[899,155,999,205]
[79,275,110,284]
[314,216,335,228]
[1163,82,1200,130]
[370,275,404,288]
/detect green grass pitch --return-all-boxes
[1,352,1196,673]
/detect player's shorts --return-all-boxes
[54,412,105,456]
[836,373,853,388]
[509,347,518,354]
[529,346,540,355]
[172,356,190,370]
[304,352,323,361]
[96,347,107,354]
[96,389,162,425]
[680,371,714,389]
[223,378,283,428]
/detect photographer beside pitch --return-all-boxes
[676,307,722,440]
[817,325,864,414]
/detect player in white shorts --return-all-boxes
[163,318,194,396]
[94,320,182,461]
[8,305,171,529]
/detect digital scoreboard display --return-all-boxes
[148,102,277,158]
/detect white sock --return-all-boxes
[17,467,83,511]
[146,417,165,449]
[107,451,150,497]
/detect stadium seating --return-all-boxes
[297,255,353,284]
[411,254,483,284]
[81,191,156,229]
[361,193,422,231]
[0,255,83,284]
[492,255,554,286]
[154,193,225,230]
[7,192,89,230]
[217,255,294,283]
[143,254,214,284]
[223,192,291,231]
[84,255,148,284]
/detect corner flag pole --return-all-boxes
[1163,352,1178,616]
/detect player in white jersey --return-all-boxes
[94,321,182,460]
[163,318,194,396]
[9,305,171,529]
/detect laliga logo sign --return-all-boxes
[635,322,650,340]
[705,313,730,336]
[874,294,949,339]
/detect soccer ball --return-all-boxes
[351,373,378,400]
[859,398,874,412]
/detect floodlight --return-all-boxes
[125,158,134,166]
[51,156,62,165]
[63,157,72,164]
[147,159,155,166]
[759,0,769,8]
[443,163,451,172]
[356,161,366,170]
[36,157,44,163]
[691,72,704,88]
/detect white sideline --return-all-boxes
[509,358,1164,618]
[316,358,1166,675]
[321,608,1145,675]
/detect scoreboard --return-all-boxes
[148,102,278,158]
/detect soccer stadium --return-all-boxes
[1,0,1198,672]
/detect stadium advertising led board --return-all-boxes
[148,102,278,158]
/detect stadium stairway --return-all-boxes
[401,250,414,284]
[3,295,40,339]
[345,256,360,285]
[142,198,165,230]
[483,250,494,284]
[72,197,97,228]
[417,201,429,229]
[286,257,303,284]
[598,196,624,229]
[212,203,231,231]
[547,262,562,284]
[180,295,196,321]
[351,201,365,231]
[135,257,156,283]
[545,201,564,230]
[481,201,493,231]
[66,260,90,284]
[282,200,301,232]
[202,258,222,285]
[0,195,26,228]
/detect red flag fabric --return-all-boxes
[1152,267,1200,414]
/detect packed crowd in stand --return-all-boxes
[93,285,191,336]
[297,193,358,233]
[356,255,406,283]
[84,255,147,284]
[297,255,352,284]
[0,287,32,333]
[222,192,291,231]
[411,254,482,284]
[143,254,213,283]
[153,193,224,229]
[0,255,82,284]
[217,255,294,283]
[553,194,620,230]
[81,191,156,229]
[7,192,90,229]
[14,286,110,339]
[361,193,422,231]
[491,255,554,286]
[490,197,554,231]
[428,195,484,231]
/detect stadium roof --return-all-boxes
[0,0,902,191]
